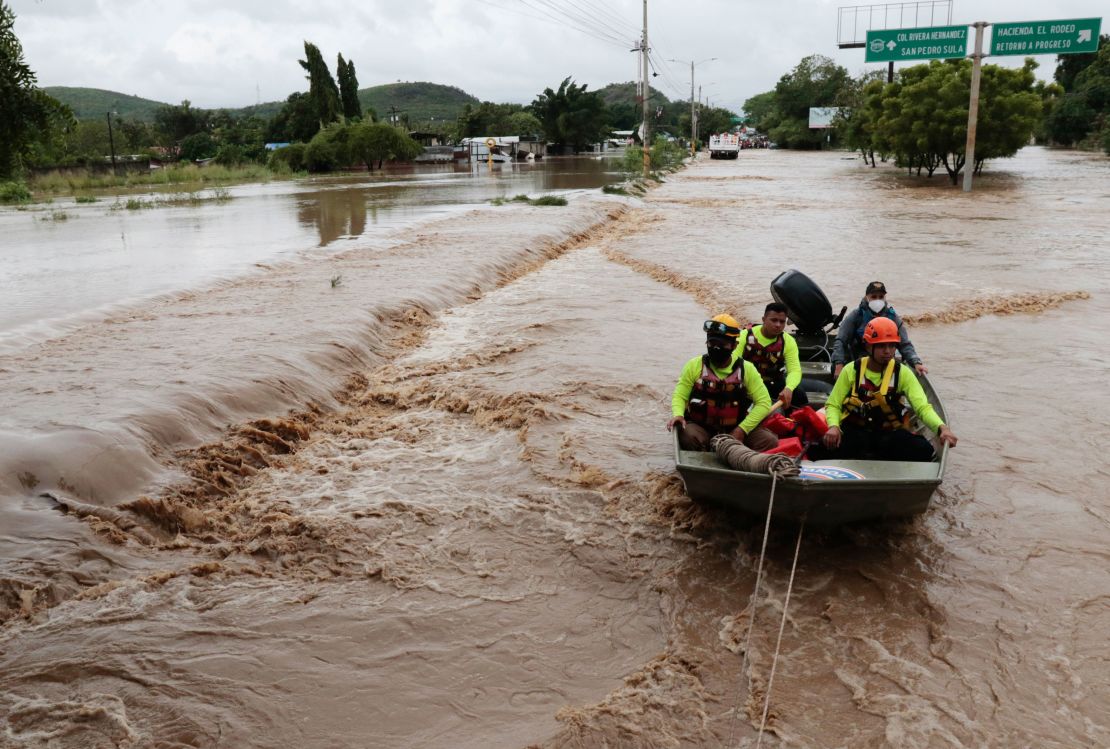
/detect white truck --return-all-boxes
[708,133,740,159]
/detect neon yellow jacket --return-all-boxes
[672,355,773,434]
[732,325,802,391]
[825,361,944,432]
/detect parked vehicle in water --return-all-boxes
[708,133,741,159]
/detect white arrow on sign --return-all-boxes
[887,40,897,50]
[1078,29,1092,43]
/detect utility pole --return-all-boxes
[640,0,651,176]
[106,111,118,175]
[689,61,696,157]
[387,104,405,128]
[962,22,988,192]
[669,57,717,158]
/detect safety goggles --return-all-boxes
[703,319,740,337]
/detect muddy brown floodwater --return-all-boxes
[2,147,1108,748]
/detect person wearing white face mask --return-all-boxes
[831,281,926,377]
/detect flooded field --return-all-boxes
[2,146,1108,748]
[0,156,622,350]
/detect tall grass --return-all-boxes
[29,163,275,195]
[111,188,234,211]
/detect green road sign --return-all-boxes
[865,25,969,62]
[990,18,1102,56]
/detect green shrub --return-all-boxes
[0,181,33,204]
[180,132,218,162]
[602,184,629,195]
[214,144,247,166]
[530,195,567,206]
[304,140,339,172]
[75,195,98,203]
[268,143,307,172]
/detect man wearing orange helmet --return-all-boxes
[812,317,957,462]
[668,314,778,451]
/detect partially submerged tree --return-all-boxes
[349,122,422,170]
[530,77,609,151]
[852,59,1041,183]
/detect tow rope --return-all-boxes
[713,436,805,748]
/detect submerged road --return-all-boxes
[1,147,1108,747]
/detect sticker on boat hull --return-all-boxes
[800,465,866,481]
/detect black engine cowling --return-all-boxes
[770,270,839,334]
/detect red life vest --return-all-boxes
[842,357,910,431]
[743,326,785,382]
[686,357,751,432]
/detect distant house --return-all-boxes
[408,131,442,147]
[456,136,545,162]
[609,129,635,147]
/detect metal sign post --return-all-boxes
[962,22,987,192]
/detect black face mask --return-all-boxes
[707,343,732,367]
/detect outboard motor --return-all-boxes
[770,269,846,364]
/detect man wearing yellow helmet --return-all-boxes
[812,317,957,462]
[667,314,778,451]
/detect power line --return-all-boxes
[558,0,641,41]
[522,0,632,48]
[474,0,629,49]
[647,50,686,100]
[576,0,642,37]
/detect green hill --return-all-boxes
[43,87,170,121]
[359,82,479,124]
[596,81,673,108]
[45,81,480,125]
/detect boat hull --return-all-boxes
[673,353,949,525]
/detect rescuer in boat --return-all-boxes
[812,317,957,462]
[667,314,778,451]
[738,302,808,410]
[832,281,926,377]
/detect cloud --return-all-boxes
[9,0,1108,110]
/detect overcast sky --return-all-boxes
[9,0,1107,112]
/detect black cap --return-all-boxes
[865,281,887,295]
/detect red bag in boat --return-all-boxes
[788,406,828,441]
[762,436,804,457]
[763,412,797,437]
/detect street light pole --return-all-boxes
[106,111,118,174]
[640,0,650,177]
[669,57,717,158]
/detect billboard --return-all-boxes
[808,107,842,129]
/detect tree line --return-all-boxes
[3,0,742,186]
[744,39,1110,182]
